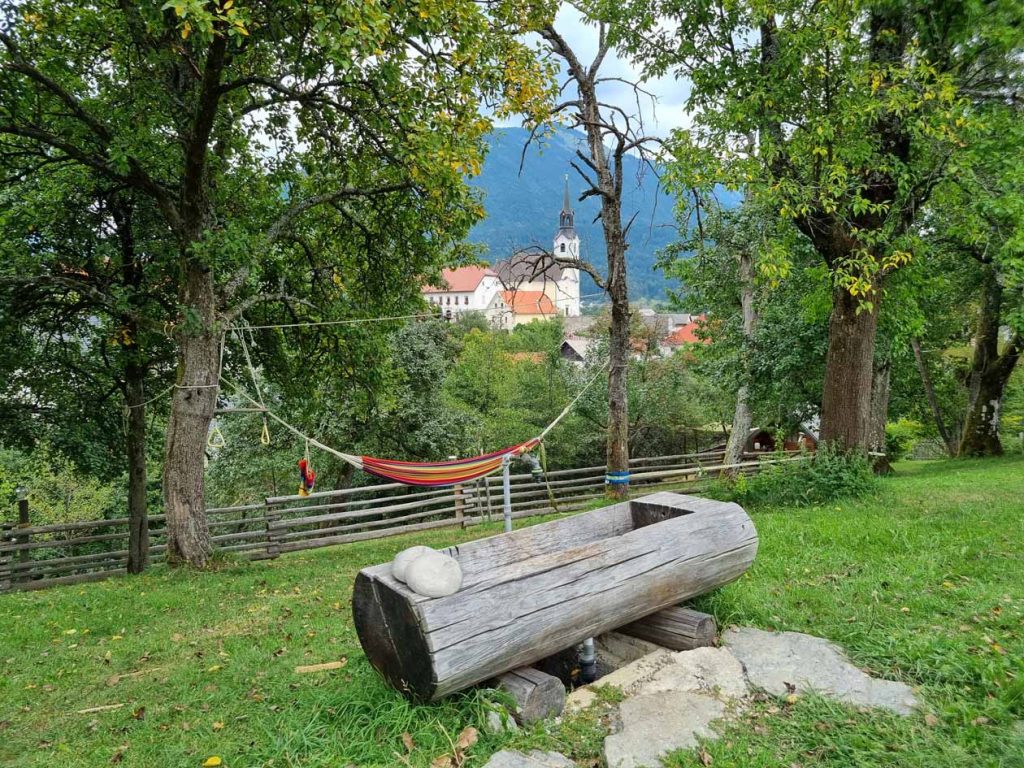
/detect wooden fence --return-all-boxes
[0,450,804,593]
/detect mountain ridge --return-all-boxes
[467,126,685,300]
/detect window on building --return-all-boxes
[560,243,566,253]
[464,296,469,305]
[446,296,451,305]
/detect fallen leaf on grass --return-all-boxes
[212,722,225,732]
[454,726,478,751]
[110,745,128,764]
[202,757,222,767]
[698,747,713,765]
[76,703,125,715]
[971,716,989,726]
[132,706,146,720]
[402,732,414,753]
[293,659,347,674]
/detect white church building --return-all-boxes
[422,181,582,328]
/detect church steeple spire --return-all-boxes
[558,175,575,233]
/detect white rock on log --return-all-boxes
[405,550,463,597]
[391,545,435,583]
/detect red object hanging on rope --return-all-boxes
[298,458,316,496]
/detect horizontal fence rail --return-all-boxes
[0,450,807,592]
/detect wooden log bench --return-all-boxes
[352,492,758,700]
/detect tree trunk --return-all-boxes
[125,361,149,574]
[724,250,757,469]
[606,271,630,499]
[163,264,219,567]
[959,366,1012,456]
[910,338,956,457]
[819,283,881,450]
[869,357,892,473]
[959,265,1021,456]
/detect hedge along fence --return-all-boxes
[0,450,804,593]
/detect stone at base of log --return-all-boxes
[619,607,717,651]
[491,667,566,723]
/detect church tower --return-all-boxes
[553,176,581,317]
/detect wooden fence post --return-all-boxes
[0,520,12,592]
[453,485,465,528]
[262,499,282,560]
[16,489,29,583]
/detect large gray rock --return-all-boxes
[641,646,748,699]
[404,550,463,597]
[723,627,918,715]
[481,750,575,768]
[604,690,726,768]
[568,644,747,711]
[390,545,434,583]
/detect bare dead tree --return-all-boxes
[525,20,662,499]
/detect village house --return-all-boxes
[422,181,581,327]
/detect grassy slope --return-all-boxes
[0,457,1021,768]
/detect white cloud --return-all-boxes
[496,4,694,137]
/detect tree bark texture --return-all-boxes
[959,265,1022,456]
[910,338,956,457]
[819,284,881,450]
[163,264,219,567]
[125,361,149,574]
[724,250,757,469]
[869,357,892,473]
[606,274,630,499]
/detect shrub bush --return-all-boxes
[724,445,876,508]
[885,418,924,461]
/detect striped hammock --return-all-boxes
[359,439,540,487]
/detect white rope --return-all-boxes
[537,363,607,440]
[125,382,220,410]
[229,312,435,332]
[234,325,267,410]
[221,361,607,473]
[219,377,364,469]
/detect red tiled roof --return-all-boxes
[664,315,709,346]
[501,290,556,316]
[422,266,496,294]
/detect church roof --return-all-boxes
[501,289,557,316]
[558,176,577,238]
[421,265,496,294]
[495,247,563,285]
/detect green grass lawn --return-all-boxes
[1,457,1022,768]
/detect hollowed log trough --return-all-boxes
[352,492,758,700]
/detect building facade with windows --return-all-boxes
[422,181,582,326]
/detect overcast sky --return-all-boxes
[496,5,693,137]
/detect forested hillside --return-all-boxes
[468,127,739,299]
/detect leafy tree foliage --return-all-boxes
[0,0,555,565]
[613,0,1021,451]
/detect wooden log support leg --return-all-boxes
[492,666,566,723]
[618,607,717,651]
